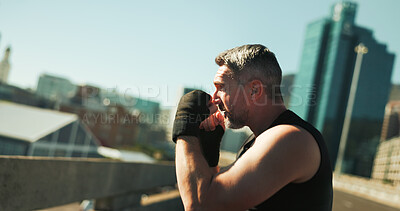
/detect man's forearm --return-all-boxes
[175,136,215,210]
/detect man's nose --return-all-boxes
[212,91,221,105]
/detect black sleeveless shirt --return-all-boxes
[236,110,333,211]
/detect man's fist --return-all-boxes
[172,90,225,167]
[172,90,211,142]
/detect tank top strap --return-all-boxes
[236,110,295,159]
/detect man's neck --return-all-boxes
[248,104,287,137]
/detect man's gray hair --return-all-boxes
[215,44,282,100]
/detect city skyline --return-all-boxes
[1,1,400,209]
[0,0,399,107]
[289,1,394,177]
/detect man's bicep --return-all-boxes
[206,126,315,210]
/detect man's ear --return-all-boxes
[249,80,264,100]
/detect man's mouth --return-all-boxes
[218,104,228,118]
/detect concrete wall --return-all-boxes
[0,156,180,210]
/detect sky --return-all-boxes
[0,0,399,108]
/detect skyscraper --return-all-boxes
[36,73,77,102]
[290,1,395,177]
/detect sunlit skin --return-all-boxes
[200,99,224,131]
[176,64,321,211]
[200,65,250,131]
[201,65,280,134]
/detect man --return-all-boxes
[172,44,332,210]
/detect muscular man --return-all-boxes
[172,44,333,210]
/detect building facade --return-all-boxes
[372,102,400,184]
[60,103,139,148]
[290,2,395,177]
[0,83,54,109]
[380,102,400,142]
[372,137,400,185]
[0,102,102,158]
[36,73,77,103]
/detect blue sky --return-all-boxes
[0,0,399,107]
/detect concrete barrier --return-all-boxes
[0,156,182,210]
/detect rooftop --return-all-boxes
[0,101,77,142]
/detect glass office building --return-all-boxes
[290,2,395,177]
[36,73,77,102]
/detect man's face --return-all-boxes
[212,65,249,129]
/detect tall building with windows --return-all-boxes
[372,101,400,184]
[290,1,395,177]
[36,73,77,103]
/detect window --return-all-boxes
[54,149,67,157]
[37,134,53,143]
[72,151,82,157]
[75,125,87,145]
[0,137,27,155]
[33,148,49,156]
[58,123,73,143]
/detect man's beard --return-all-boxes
[223,108,247,129]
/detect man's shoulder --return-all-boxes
[257,124,315,145]
[255,124,319,156]
[253,124,321,183]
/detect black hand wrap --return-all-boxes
[172,90,225,167]
[172,90,211,142]
[199,125,224,167]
